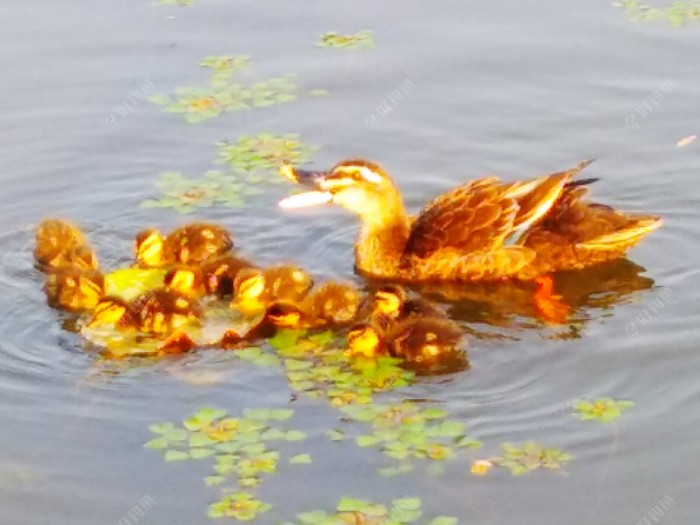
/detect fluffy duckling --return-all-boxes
[134,223,234,268]
[88,290,202,335]
[261,282,362,329]
[369,284,446,322]
[34,219,99,271]
[232,265,314,316]
[200,255,257,296]
[347,314,469,375]
[87,296,198,356]
[44,267,104,312]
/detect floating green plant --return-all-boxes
[337,402,481,475]
[267,329,415,406]
[573,397,634,422]
[145,406,308,520]
[140,170,259,213]
[207,492,271,521]
[216,133,317,177]
[614,0,700,25]
[201,55,252,85]
[282,497,457,525]
[309,88,330,97]
[492,441,572,476]
[317,29,374,49]
[149,55,297,123]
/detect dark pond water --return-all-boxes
[1,1,698,523]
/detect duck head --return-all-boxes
[279,160,404,226]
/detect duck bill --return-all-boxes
[278,166,334,209]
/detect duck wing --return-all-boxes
[403,162,593,259]
[517,178,662,275]
[398,162,594,281]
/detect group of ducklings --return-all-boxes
[34,219,468,374]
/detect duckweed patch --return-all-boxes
[281,497,457,525]
[573,397,634,422]
[216,133,317,179]
[140,170,258,213]
[339,402,482,475]
[492,441,572,476]
[316,30,374,49]
[145,406,308,520]
[149,55,297,123]
[614,0,700,25]
[269,329,415,406]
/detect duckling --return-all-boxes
[369,284,445,322]
[200,255,257,296]
[88,290,202,335]
[134,223,234,268]
[347,314,469,375]
[44,267,104,312]
[232,265,314,316]
[87,296,198,356]
[34,219,99,271]
[302,281,362,327]
[163,266,207,298]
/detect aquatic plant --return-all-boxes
[573,397,634,422]
[281,497,458,525]
[148,55,297,123]
[145,406,308,520]
[139,170,267,213]
[338,401,482,476]
[491,441,572,476]
[316,30,374,49]
[216,133,317,178]
[268,329,415,406]
[614,0,700,25]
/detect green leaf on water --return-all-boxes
[143,437,169,450]
[290,453,313,464]
[164,450,190,462]
[285,430,307,442]
[427,518,459,525]
[204,475,225,487]
[190,448,215,459]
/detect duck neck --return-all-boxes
[355,199,410,278]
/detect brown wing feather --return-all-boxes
[518,182,662,275]
[403,178,519,260]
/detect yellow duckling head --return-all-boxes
[135,229,165,267]
[232,268,267,314]
[265,302,303,329]
[164,267,201,297]
[346,324,382,358]
[372,285,407,318]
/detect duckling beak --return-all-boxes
[278,167,334,209]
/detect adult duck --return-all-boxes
[279,160,662,282]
